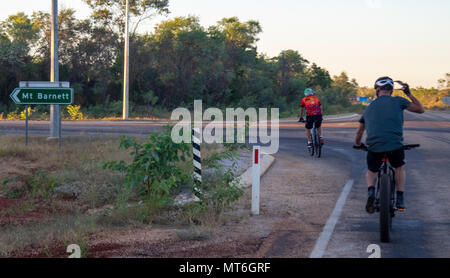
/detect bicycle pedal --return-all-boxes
[397,208,405,212]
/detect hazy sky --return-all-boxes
[1,0,449,88]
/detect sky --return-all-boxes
[1,0,450,88]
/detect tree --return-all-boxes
[139,16,215,107]
[438,73,450,89]
[276,50,309,98]
[83,0,169,36]
[1,12,39,44]
[330,72,358,105]
[306,63,332,89]
[0,13,38,107]
[211,17,262,50]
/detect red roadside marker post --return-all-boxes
[252,146,261,215]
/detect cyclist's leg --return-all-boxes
[387,149,406,209]
[367,151,383,185]
[305,116,313,143]
[306,129,312,142]
[366,151,383,213]
[394,166,406,192]
[315,115,324,144]
[387,149,406,192]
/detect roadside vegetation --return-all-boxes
[0,130,249,257]
[2,2,447,120]
[358,86,450,110]
[1,1,377,121]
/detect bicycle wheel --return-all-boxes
[379,174,391,242]
[315,133,322,158]
[390,170,396,219]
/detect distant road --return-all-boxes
[0,110,448,137]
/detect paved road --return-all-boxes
[321,111,450,258]
[0,110,449,258]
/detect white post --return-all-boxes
[122,0,130,120]
[252,146,261,215]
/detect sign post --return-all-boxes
[25,106,29,146]
[252,146,261,215]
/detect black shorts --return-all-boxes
[367,148,405,172]
[306,115,323,129]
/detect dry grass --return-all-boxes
[0,134,248,257]
[0,135,130,205]
[0,214,98,257]
[0,135,135,256]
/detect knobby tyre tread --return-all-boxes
[379,174,391,242]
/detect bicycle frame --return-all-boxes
[307,123,321,157]
[375,156,397,214]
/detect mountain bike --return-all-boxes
[355,144,420,242]
[300,118,322,158]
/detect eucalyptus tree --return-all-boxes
[83,0,169,36]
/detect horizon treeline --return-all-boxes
[0,4,447,118]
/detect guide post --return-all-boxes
[252,146,261,215]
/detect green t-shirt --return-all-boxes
[359,96,411,153]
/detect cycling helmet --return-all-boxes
[374,76,394,90]
[304,88,315,96]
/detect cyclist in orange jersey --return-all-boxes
[299,88,324,148]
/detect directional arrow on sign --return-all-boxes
[10,88,21,103]
[10,87,73,105]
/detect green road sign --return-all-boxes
[10,87,73,105]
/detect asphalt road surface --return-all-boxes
[0,110,449,258]
[275,111,450,258]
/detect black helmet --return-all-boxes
[374,76,394,90]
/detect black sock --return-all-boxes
[397,191,404,196]
[368,187,375,197]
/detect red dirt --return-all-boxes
[0,196,51,225]
[0,196,21,209]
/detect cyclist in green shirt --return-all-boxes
[354,77,424,213]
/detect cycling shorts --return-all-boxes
[306,115,323,130]
[367,148,405,172]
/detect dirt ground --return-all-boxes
[65,150,351,258]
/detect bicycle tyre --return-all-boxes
[390,170,396,220]
[308,144,314,156]
[379,174,391,242]
[315,133,322,158]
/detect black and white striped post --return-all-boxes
[192,128,202,185]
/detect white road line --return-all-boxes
[309,179,354,258]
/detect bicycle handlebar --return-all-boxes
[354,143,420,152]
[403,144,420,150]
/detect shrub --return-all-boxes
[194,146,245,220]
[104,128,191,210]
[66,105,84,120]
[6,111,20,120]
[29,170,57,199]
[19,107,36,120]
